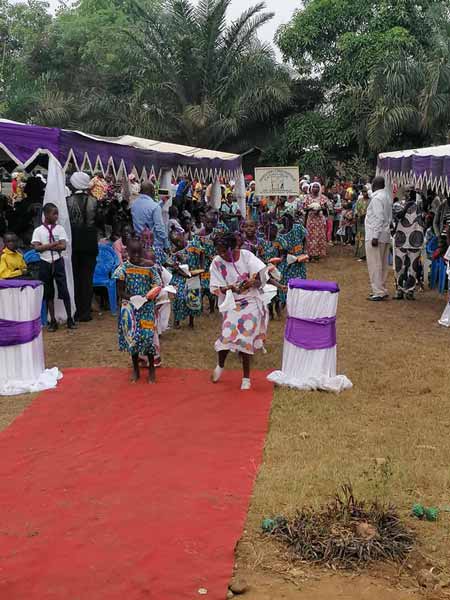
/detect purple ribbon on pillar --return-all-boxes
[285,316,336,350]
[0,317,41,347]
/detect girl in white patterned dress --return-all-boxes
[209,233,268,391]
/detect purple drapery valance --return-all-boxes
[377,150,450,190]
[0,316,41,347]
[0,120,242,176]
[285,316,337,350]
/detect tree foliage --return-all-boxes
[0,0,291,152]
[267,0,450,173]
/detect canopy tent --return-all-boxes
[377,144,450,195]
[0,119,244,322]
[0,119,242,181]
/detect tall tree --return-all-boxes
[117,0,292,148]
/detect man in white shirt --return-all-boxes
[365,176,393,301]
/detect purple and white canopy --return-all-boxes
[0,119,242,181]
[377,144,450,195]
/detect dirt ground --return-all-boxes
[2,246,450,599]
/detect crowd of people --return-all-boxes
[1,167,449,388]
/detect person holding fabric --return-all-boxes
[365,176,392,301]
[131,181,169,252]
[304,181,328,260]
[209,233,269,391]
[392,188,425,300]
[67,172,99,322]
[113,237,162,384]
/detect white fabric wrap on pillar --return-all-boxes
[234,171,246,216]
[211,179,222,210]
[43,155,75,321]
[0,284,61,396]
[268,285,352,393]
[159,169,173,233]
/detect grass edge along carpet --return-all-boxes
[0,367,273,600]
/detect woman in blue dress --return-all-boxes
[114,237,162,383]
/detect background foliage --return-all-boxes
[0,0,449,177]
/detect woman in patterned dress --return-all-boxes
[114,238,162,383]
[276,213,308,305]
[304,181,328,260]
[210,233,269,391]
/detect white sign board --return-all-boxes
[255,166,300,196]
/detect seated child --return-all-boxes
[0,232,27,279]
[31,203,76,331]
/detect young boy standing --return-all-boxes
[32,203,76,332]
[0,232,27,279]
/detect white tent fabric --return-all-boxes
[43,155,75,321]
[378,144,450,159]
[234,172,246,216]
[77,131,239,162]
[0,284,61,396]
[268,287,352,393]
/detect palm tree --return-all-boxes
[347,5,450,152]
[119,0,292,149]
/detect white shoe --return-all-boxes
[241,378,251,391]
[211,365,223,383]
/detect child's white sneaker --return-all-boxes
[241,378,251,391]
[211,365,224,383]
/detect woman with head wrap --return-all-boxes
[304,181,328,260]
[67,172,99,322]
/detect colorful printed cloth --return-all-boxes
[113,262,161,355]
[277,223,307,303]
[258,239,280,262]
[304,194,327,258]
[168,244,203,322]
[210,249,268,355]
[198,235,215,298]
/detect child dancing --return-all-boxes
[209,233,268,391]
[114,237,162,383]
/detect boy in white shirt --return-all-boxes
[32,203,76,332]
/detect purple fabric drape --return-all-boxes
[289,279,339,293]
[0,279,42,290]
[285,316,336,350]
[0,121,242,175]
[0,317,41,347]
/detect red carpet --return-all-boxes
[0,368,272,600]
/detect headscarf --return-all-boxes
[70,172,91,191]
[301,182,310,193]
[310,181,321,192]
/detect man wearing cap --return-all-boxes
[67,172,98,322]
